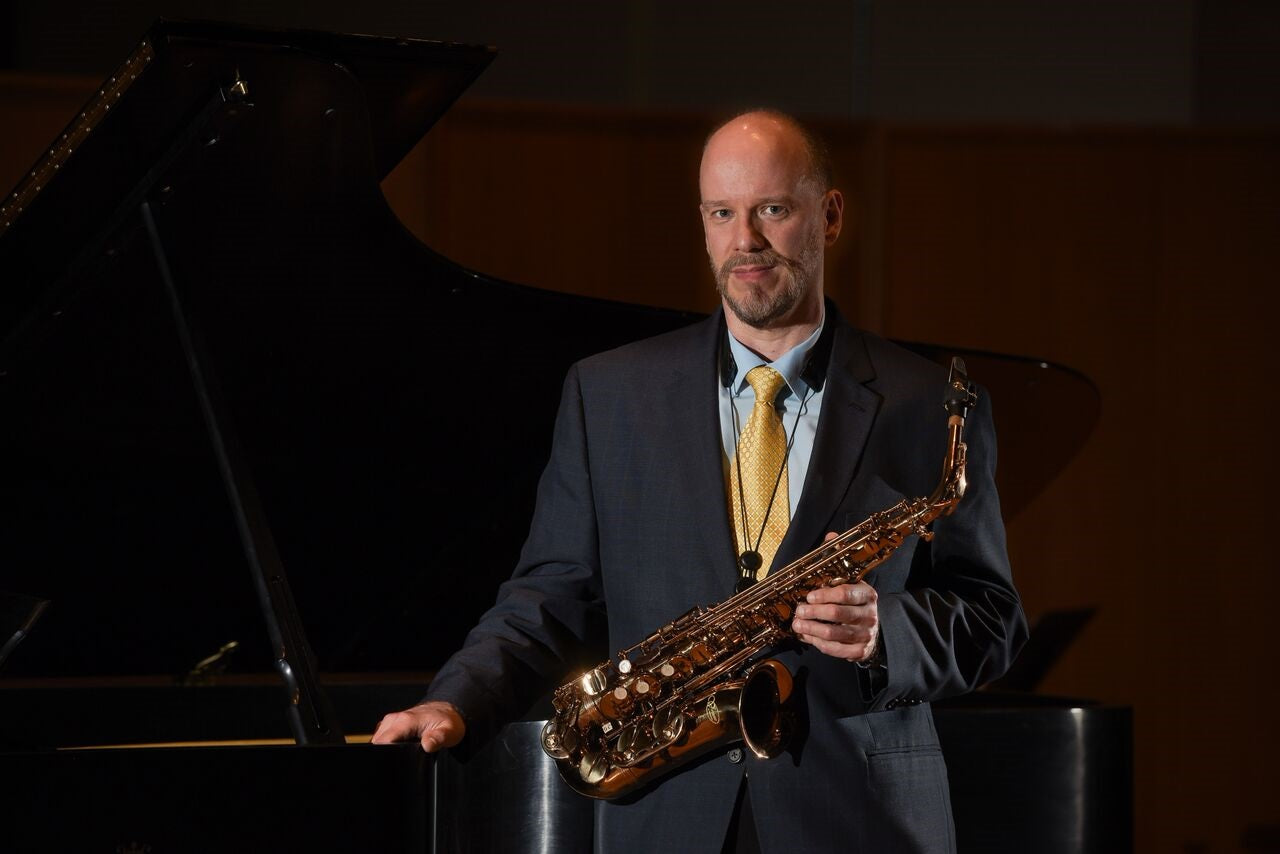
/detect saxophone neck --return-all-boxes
[931,358,978,511]
[932,425,967,509]
[943,356,978,420]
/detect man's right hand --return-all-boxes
[371,700,466,752]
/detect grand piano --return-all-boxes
[0,20,1130,853]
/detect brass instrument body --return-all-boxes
[541,361,978,800]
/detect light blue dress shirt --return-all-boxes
[718,312,826,520]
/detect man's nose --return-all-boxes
[733,216,767,253]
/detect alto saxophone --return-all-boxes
[540,358,979,800]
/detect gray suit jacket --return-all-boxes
[427,303,1027,853]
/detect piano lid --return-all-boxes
[893,342,1099,523]
[0,18,495,356]
[0,20,698,683]
[0,20,1097,690]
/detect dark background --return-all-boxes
[2,4,1278,853]
[2,0,1278,125]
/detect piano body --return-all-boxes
[0,20,1129,852]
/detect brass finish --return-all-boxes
[541,360,979,799]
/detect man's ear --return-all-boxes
[823,189,845,245]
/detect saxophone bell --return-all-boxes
[737,658,794,759]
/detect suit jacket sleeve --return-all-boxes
[869,381,1028,711]
[424,363,607,745]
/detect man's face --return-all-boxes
[699,118,840,329]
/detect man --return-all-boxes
[374,110,1026,853]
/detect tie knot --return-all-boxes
[746,365,787,406]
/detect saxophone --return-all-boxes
[540,358,979,800]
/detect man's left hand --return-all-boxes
[792,580,879,663]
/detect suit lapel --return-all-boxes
[665,312,739,600]
[774,321,881,570]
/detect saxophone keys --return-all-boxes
[579,749,610,785]
[580,667,608,695]
[653,706,687,742]
[615,724,652,763]
[767,600,794,620]
[561,724,581,755]
[540,719,572,759]
[659,663,676,677]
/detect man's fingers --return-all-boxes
[794,580,880,663]
[795,602,864,624]
[805,581,877,606]
[371,702,466,753]
[793,617,871,645]
[418,720,464,753]
[371,711,419,744]
[798,633,875,661]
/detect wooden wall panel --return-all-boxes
[0,73,96,197]
[880,128,1280,853]
[385,103,875,323]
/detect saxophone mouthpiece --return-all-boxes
[944,357,978,417]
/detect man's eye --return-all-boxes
[761,204,786,216]
[710,209,731,220]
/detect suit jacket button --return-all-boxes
[727,748,744,764]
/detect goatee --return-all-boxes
[714,243,819,328]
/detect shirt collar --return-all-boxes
[725,308,826,401]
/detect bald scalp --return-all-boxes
[702,109,833,193]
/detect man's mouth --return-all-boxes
[729,263,776,278]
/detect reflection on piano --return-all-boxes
[0,19,1130,853]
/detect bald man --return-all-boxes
[375,111,1026,854]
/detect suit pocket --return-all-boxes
[865,745,956,853]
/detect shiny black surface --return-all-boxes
[436,720,596,854]
[934,693,1134,854]
[434,704,1132,854]
[0,677,430,749]
[0,19,693,852]
[0,742,432,854]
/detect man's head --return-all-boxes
[699,110,843,332]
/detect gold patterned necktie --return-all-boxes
[728,365,790,581]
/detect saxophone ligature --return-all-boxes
[540,358,979,799]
